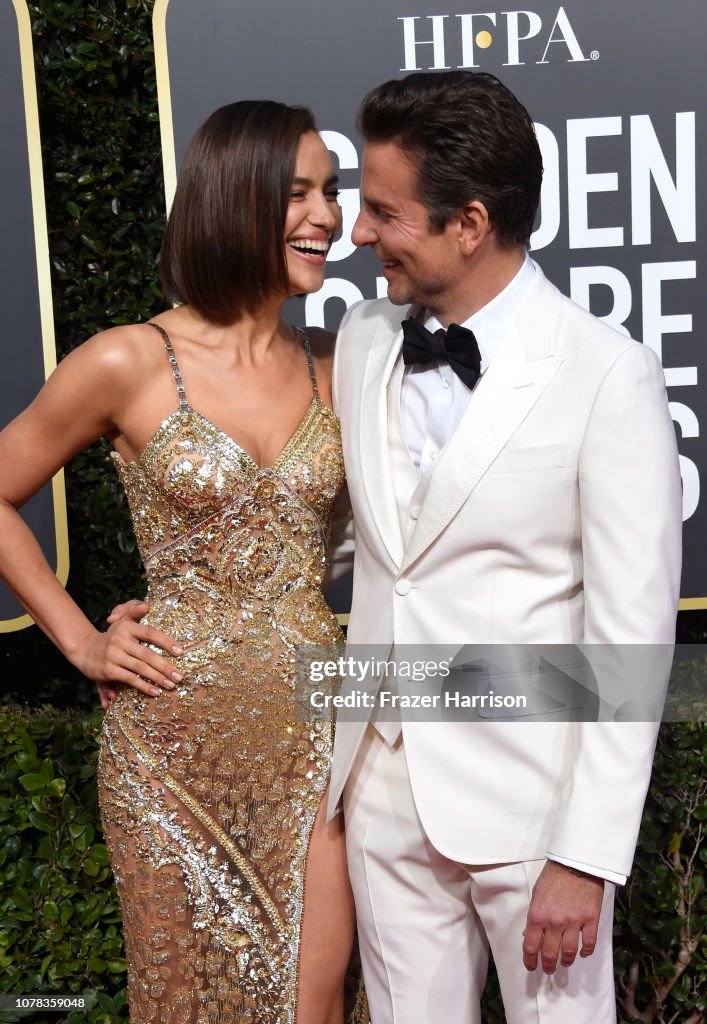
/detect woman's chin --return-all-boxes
[287,274,327,298]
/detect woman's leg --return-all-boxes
[296,789,356,1024]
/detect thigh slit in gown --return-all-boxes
[98,324,361,1023]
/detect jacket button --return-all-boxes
[395,579,412,596]
[409,505,420,520]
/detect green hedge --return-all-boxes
[0,708,127,1024]
[0,707,704,1024]
[615,725,707,1023]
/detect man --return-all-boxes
[328,71,682,1023]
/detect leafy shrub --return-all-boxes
[0,707,127,1023]
[615,724,707,1024]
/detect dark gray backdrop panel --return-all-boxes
[161,0,704,603]
[0,1,64,626]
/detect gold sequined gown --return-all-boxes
[98,323,358,1023]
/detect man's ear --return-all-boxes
[457,200,491,255]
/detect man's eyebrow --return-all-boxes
[291,174,340,187]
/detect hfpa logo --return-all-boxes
[398,7,599,70]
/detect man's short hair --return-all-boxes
[358,71,542,249]
[160,100,316,324]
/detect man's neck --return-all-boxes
[433,245,527,328]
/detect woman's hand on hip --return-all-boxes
[72,602,184,705]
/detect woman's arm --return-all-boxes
[0,330,182,705]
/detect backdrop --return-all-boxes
[0,0,67,630]
[0,1,702,627]
[153,0,704,608]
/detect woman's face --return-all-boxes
[284,131,341,296]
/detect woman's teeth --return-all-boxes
[289,240,329,255]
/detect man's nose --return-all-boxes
[351,209,377,248]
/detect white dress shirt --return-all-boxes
[401,254,535,474]
[399,254,623,885]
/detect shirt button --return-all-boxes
[442,378,451,389]
[409,505,420,520]
[395,579,412,596]
[430,451,438,461]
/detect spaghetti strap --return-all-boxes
[299,327,320,400]
[147,322,189,410]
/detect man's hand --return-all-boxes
[522,860,605,974]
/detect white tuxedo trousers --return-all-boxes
[344,726,617,1024]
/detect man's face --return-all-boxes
[352,141,465,314]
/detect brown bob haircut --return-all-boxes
[160,100,316,325]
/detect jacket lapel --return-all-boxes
[358,313,408,567]
[401,277,565,571]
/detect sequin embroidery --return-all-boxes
[97,325,363,1023]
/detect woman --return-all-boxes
[0,101,362,1023]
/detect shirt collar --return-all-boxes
[424,254,536,373]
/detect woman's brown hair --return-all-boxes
[160,100,316,324]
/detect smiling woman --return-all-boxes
[285,132,341,295]
[0,100,365,1024]
[160,103,339,323]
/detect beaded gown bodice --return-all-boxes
[111,323,344,661]
[97,324,357,1024]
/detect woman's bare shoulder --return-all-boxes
[70,321,168,387]
[0,322,172,476]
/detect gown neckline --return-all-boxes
[112,396,338,477]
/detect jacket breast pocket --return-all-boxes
[490,443,567,474]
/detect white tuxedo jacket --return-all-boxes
[327,264,682,878]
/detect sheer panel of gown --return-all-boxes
[98,324,364,1023]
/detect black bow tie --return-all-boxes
[401,319,482,390]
